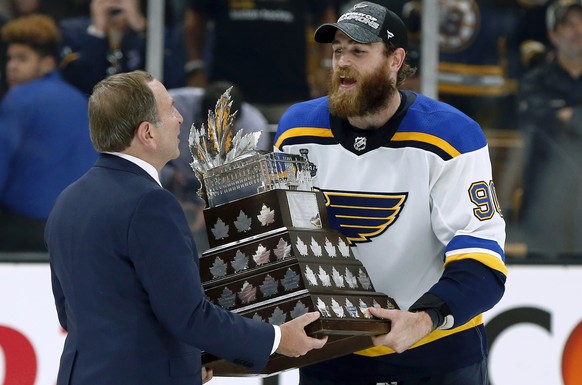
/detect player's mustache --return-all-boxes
[333,68,359,79]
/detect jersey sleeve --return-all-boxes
[428,142,507,326]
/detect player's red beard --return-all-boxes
[328,61,397,118]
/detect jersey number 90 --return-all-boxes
[469,181,502,220]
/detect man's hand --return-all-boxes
[201,367,213,384]
[367,307,433,353]
[276,311,328,357]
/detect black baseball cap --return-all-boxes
[547,0,582,30]
[314,1,408,51]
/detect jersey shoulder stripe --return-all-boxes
[398,93,487,156]
[388,132,461,160]
[275,97,331,149]
[275,127,335,148]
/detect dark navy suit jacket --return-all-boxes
[45,154,274,385]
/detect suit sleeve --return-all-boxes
[128,188,274,371]
[49,263,68,331]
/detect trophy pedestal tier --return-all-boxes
[201,291,394,376]
[200,227,358,283]
[203,256,389,312]
[204,189,329,248]
[229,290,396,337]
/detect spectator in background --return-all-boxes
[58,0,184,96]
[1,0,90,21]
[163,81,271,254]
[0,14,97,251]
[183,0,336,124]
[518,0,582,258]
[0,0,45,99]
[0,0,90,98]
[0,16,7,99]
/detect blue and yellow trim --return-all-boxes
[275,126,463,161]
[391,132,461,159]
[445,252,508,276]
[274,127,333,149]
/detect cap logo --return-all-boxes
[386,30,394,40]
[338,12,380,30]
[352,3,368,10]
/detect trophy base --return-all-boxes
[200,276,397,376]
[202,319,390,376]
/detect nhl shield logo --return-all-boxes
[354,136,367,151]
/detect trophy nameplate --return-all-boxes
[189,88,397,376]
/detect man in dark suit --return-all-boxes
[44,70,327,385]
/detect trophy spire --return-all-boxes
[189,87,312,208]
[188,86,261,173]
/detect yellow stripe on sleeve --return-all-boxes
[274,127,333,148]
[445,252,508,276]
[392,132,461,158]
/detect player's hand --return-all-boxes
[368,307,433,353]
[276,311,328,357]
[201,366,213,384]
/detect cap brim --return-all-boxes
[314,22,383,44]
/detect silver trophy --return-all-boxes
[189,87,312,207]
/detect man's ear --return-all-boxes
[134,121,157,150]
[390,47,406,71]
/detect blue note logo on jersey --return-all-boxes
[321,189,408,243]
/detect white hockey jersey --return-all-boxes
[274,91,507,372]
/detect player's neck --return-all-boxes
[347,90,401,130]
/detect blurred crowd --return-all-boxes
[1,0,581,260]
